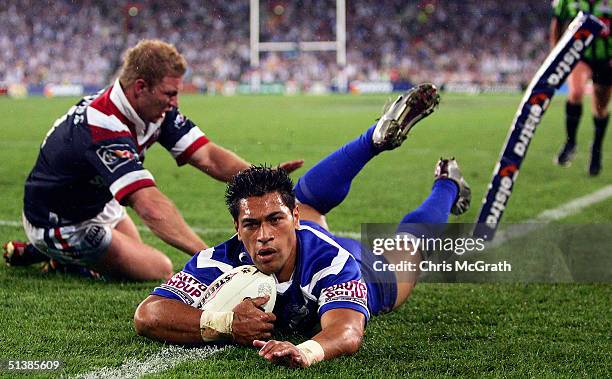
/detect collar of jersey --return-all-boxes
[110,79,163,143]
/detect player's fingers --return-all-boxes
[260,321,275,331]
[264,312,276,322]
[271,347,295,358]
[279,160,304,172]
[252,340,266,348]
[262,342,286,359]
[257,340,277,356]
[250,295,270,308]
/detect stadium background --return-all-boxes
[0,1,610,377]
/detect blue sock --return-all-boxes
[295,124,379,214]
[398,179,458,237]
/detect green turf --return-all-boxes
[0,93,610,377]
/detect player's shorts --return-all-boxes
[584,58,612,86]
[332,236,398,316]
[23,199,126,265]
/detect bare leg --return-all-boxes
[115,214,142,242]
[567,62,590,104]
[592,83,611,118]
[92,229,173,281]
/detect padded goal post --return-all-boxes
[473,12,605,241]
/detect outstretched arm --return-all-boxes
[127,186,207,255]
[253,308,365,368]
[188,143,304,182]
[134,295,276,345]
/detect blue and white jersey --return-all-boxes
[152,221,370,334]
[24,79,209,228]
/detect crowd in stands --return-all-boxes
[0,0,552,90]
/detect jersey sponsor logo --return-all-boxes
[320,280,368,308]
[96,144,140,173]
[159,271,208,306]
[84,225,106,248]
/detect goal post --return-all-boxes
[249,0,347,92]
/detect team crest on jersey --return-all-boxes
[96,144,140,172]
[320,280,368,308]
[173,113,186,129]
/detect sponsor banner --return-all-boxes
[349,81,394,94]
[474,12,605,240]
[7,83,27,98]
[444,83,522,94]
[361,223,612,283]
[44,84,84,97]
[237,82,286,95]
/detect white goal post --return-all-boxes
[249,0,347,92]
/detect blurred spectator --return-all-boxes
[0,0,550,89]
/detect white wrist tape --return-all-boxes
[296,340,325,366]
[199,311,234,342]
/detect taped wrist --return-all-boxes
[296,340,325,366]
[199,311,234,342]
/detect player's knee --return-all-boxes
[156,256,173,281]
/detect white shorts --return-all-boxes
[23,199,127,265]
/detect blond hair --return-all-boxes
[119,39,187,87]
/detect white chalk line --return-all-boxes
[490,184,612,247]
[74,345,229,379]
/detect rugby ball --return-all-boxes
[201,265,276,313]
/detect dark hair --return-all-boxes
[225,165,296,220]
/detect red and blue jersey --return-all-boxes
[152,221,372,335]
[24,80,209,228]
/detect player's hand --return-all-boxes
[253,339,308,368]
[231,296,276,346]
[278,160,304,174]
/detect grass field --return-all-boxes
[0,93,610,378]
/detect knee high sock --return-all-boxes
[566,102,582,145]
[294,124,379,214]
[592,114,609,153]
[398,179,458,237]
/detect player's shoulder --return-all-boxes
[187,234,251,272]
[296,222,360,282]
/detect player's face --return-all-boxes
[138,76,182,123]
[235,192,299,282]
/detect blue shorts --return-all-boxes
[332,236,398,315]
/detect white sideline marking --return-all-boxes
[0,219,362,239]
[491,184,612,246]
[75,345,228,379]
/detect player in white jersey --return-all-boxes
[135,84,472,367]
[3,40,302,281]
